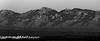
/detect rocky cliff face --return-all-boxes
[0,7,100,29]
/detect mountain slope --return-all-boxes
[0,10,20,26]
[0,7,100,29]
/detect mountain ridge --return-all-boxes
[0,7,100,30]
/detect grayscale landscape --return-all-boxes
[0,0,100,40]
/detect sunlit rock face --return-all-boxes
[0,7,100,29]
[14,7,59,28]
[63,8,97,27]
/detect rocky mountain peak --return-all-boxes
[40,7,53,11]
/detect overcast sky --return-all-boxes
[0,0,100,13]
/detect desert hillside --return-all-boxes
[0,7,100,32]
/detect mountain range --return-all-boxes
[0,7,100,31]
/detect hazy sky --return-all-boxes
[0,0,100,13]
